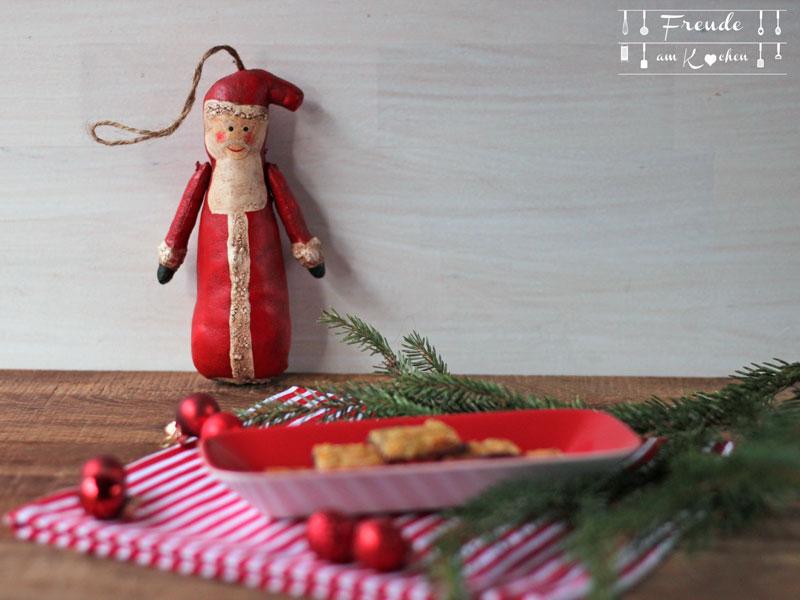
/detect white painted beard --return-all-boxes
[207,153,268,215]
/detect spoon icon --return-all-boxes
[640,10,648,35]
[758,10,764,36]
[775,11,781,36]
[622,10,628,35]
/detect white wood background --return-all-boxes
[1,1,797,376]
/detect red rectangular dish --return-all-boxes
[201,409,641,518]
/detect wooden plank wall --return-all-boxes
[0,1,797,376]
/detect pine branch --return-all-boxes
[236,384,437,428]
[605,359,800,437]
[318,307,410,376]
[236,396,350,427]
[236,399,317,427]
[393,371,583,412]
[240,371,582,428]
[572,416,800,599]
[732,359,799,396]
[315,373,580,419]
[401,331,449,374]
[432,409,800,600]
[430,445,676,599]
[429,371,800,599]
[317,380,440,419]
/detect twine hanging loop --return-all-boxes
[90,45,246,146]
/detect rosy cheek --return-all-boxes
[243,132,254,145]
[215,131,226,143]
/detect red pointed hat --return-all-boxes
[203,69,303,112]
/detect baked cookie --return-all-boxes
[466,438,522,457]
[525,448,563,458]
[367,419,465,462]
[312,443,385,470]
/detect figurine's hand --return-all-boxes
[308,263,326,279]
[157,242,185,284]
[292,237,324,270]
[157,264,176,284]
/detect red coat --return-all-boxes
[158,160,318,382]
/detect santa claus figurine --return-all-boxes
[91,47,324,383]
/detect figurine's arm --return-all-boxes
[157,161,212,284]
[267,163,325,278]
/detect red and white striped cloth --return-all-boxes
[5,387,715,600]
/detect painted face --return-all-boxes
[203,104,269,161]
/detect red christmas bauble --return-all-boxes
[353,518,408,572]
[201,412,243,439]
[307,509,355,563]
[78,455,127,520]
[81,454,125,480]
[176,393,220,437]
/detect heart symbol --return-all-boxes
[704,54,717,66]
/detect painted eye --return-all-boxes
[228,126,234,131]
[243,126,249,132]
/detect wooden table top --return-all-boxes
[1,370,797,600]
